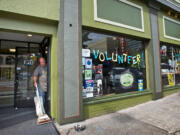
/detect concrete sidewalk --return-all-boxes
[57,92,180,135]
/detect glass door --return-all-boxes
[14,47,39,108]
[0,54,15,107]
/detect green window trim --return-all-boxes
[83,87,180,105]
[94,0,144,32]
[83,89,152,105]
[163,87,180,97]
[163,85,180,91]
[163,16,180,41]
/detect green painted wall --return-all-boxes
[83,93,152,119]
[0,12,57,35]
[50,35,58,119]
[82,0,151,39]
[83,88,180,119]
[158,11,180,45]
[0,0,59,21]
[164,88,180,96]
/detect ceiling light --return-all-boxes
[27,34,32,37]
[9,49,16,52]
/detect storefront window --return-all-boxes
[160,44,180,87]
[82,30,146,98]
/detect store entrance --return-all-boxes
[14,47,40,107]
[0,31,51,110]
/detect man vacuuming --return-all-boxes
[33,57,47,108]
[33,57,50,125]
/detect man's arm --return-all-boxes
[33,66,39,87]
[33,76,38,87]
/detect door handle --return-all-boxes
[14,80,18,85]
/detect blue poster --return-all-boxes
[84,80,94,88]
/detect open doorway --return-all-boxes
[0,31,51,113]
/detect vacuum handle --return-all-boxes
[35,85,40,99]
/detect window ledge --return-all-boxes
[83,90,152,105]
[163,86,180,91]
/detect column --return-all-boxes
[146,1,163,100]
[57,0,83,124]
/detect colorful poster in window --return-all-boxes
[120,72,134,88]
[167,73,175,86]
[85,58,92,69]
[84,80,94,88]
[93,64,103,74]
[85,69,92,80]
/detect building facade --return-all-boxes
[0,0,180,125]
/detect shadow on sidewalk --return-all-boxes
[0,107,35,129]
[0,107,59,135]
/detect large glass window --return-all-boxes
[160,44,180,88]
[82,30,146,98]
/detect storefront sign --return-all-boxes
[24,59,34,66]
[163,16,180,41]
[94,0,144,32]
[93,50,141,65]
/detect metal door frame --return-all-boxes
[13,39,51,110]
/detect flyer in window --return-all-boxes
[167,73,175,86]
[85,69,92,80]
[85,58,92,69]
[82,49,90,57]
[84,80,94,88]
[86,92,93,98]
[82,57,86,65]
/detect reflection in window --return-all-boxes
[0,56,3,65]
[160,44,180,87]
[6,56,15,65]
[82,30,146,98]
